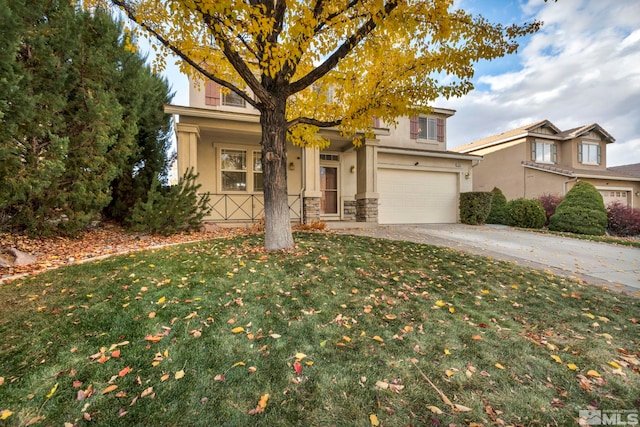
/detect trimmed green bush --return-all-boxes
[127,168,212,235]
[549,181,607,235]
[459,192,493,225]
[486,187,509,225]
[506,198,546,229]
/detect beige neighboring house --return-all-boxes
[165,79,479,225]
[451,120,640,209]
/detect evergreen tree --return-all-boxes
[0,1,173,235]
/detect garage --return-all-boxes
[378,168,459,224]
[599,189,629,207]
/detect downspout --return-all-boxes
[299,148,306,224]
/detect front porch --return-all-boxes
[166,104,384,226]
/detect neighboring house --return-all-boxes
[451,120,640,208]
[164,79,479,225]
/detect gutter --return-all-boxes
[378,147,481,161]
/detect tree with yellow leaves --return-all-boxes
[105,0,541,250]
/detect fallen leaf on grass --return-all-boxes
[140,387,154,398]
[427,405,443,414]
[214,374,225,382]
[293,361,303,376]
[144,334,163,343]
[1,410,13,420]
[46,383,59,399]
[369,414,380,426]
[608,361,622,369]
[495,363,505,370]
[102,385,118,395]
[175,369,185,380]
[567,363,578,371]
[248,393,269,415]
[118,366,132,377]
[550,355,562,363]
[160,374,170,382]
[232,327,245,334]
[372,336,384,343]
[587,370,601,377]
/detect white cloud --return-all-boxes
[441,0,640,167]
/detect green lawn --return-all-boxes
[1,232,638,426]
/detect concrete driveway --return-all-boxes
[333,223,640,295]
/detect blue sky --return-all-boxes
[157,0,640,166]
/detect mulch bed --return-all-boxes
[0,222,247,282]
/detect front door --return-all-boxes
[320,166,339,215]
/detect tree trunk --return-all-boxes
[260,100,295,250]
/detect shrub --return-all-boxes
[607,201,640,236]
[486,187,509,225]
[127,168,212,235]
[549,181,607,235]
[459,192,493,225]
[537,193,563,226]
[505,198,546,229]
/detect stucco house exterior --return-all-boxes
[451,120,640,209]
[165,79,479,225]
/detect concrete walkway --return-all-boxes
[329,223,640,295]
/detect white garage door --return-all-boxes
[378,168,458,224]
[600,190,628,207]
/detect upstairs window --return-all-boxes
[578,142,601,165]
[410,116,445,142]
[532,141,557,163]
[222,91,246,108]
[205,81,246,108]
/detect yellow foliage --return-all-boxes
[92,0,540,150]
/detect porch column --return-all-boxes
[175,123,200,176]
[355,139,379,223]
[302,147,322,224]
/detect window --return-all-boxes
[253,151,263,192]
[220,149,264,192]
[532,141,557,163]
[205,81,246,107]
[221,149,247,191]
[578,142,601,165]
[222,91,246,107]
[419,117,437,140]
[410,116,445,142]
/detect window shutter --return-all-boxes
[410,116,419,139]
[372,116,380,128]
[577,142,583,163]
[597,145,602,164]
[436,118,445,142]
[205,80,220,106]
[552,143,557,163]
[531,141,536,161]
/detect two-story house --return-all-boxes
[452,120,640,208]
[164,79,479,225]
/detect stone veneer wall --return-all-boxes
[343,200,356,221]
[356,198,378,222]
[303,197,321,224]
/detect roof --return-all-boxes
[521,161,640,181]
[609,163,640,178]
[452,120,615,154]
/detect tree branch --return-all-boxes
[287,116,342,129]
[287,0,399,96]
[111,0,261,109]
